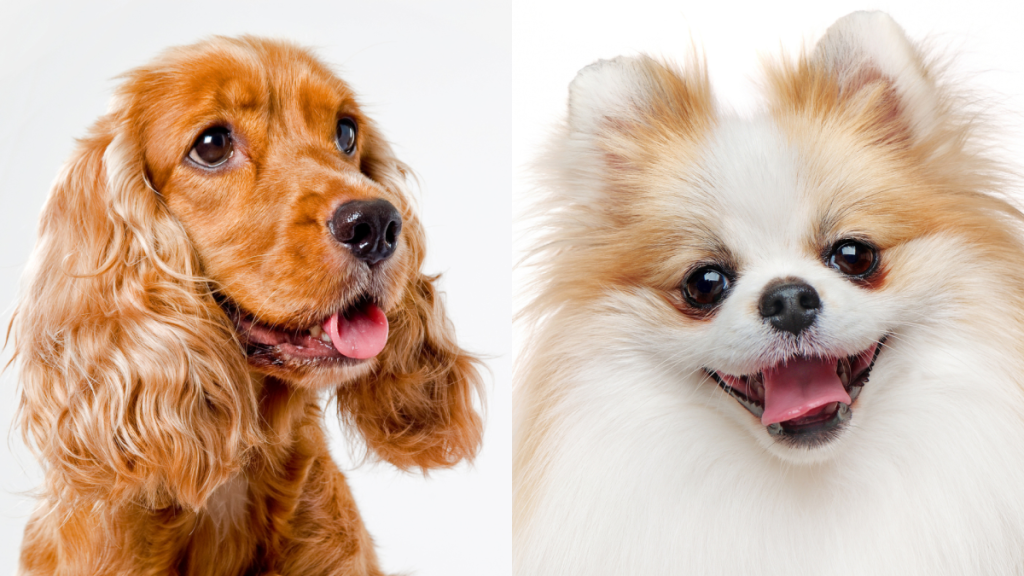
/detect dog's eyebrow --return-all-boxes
[296,79,348,126]
[814,213,837,245]
[694,231,739,270]
[813,186,862,238]
[219,76,266,112]
[814,200,865,249]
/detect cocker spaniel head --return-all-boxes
[14,36,482,509]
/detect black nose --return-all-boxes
[329,199,402,265]
[759,280,821,336]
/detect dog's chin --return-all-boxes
[220,295,386,390]
[708,338,885,463]
[254,359,377,390]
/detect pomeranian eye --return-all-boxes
[683,266,731,308]
[336,118,358,155]
[189,127,233,167]
[828,240,877,277]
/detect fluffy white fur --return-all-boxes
[515,12,1024,575]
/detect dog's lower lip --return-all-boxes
[219,296,377,365]
[706,337,885,431]
[767,402,851,439]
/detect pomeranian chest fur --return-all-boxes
[514,12,1024,575]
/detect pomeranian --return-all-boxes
[514,11,1024,575]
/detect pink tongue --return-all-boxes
[761,357,851,426]
[324,303,389,359]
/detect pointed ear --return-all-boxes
[809,11,944,144]
[549,55,715,206]
[566,56,659,134]
[566,54,715,137]
[337,269,483,470]
[13,111,260,510]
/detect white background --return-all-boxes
[2,1,1024,575]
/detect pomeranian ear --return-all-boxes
[13,111,260,510]
[552,55,715,206]
[566,54,714,137]
[567,56,658,134]
[809,11,944,144]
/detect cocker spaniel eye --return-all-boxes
[189,126,233,167]
[336,118,358,156]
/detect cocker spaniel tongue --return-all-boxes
[325,302,389,359]
[761,357,852,426]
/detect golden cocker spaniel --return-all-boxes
[13,36,482,575]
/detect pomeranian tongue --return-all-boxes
[324,302,389,359]
[761,357,851,426]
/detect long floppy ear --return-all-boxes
[337,132,483,470]
[337,270,484,469]
[13,112,260,510]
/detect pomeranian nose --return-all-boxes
[759,280,820,335]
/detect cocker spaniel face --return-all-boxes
[138,39,419,389]
[15,37,481,512]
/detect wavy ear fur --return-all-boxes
[337,272,483,469]
[339,137,484,470]
[13,111,260,510]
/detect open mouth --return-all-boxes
[707,338,884,446]
[223,296,390,367]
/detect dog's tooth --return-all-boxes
[320,332,332,344]
[837,358,851,388]
[751,378,765,400]
[309,324,323,338]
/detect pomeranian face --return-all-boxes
[535,13,1022,464]
[618,115,931,460]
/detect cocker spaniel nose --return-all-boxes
[759,281,820,336]
[329,199,402,265]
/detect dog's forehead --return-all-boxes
[131,38,364,180]
[688,116,818,262]
[168,40,356,117]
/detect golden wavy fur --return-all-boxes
[12,36,482,575]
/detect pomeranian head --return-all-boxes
[519,11,1024,466]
